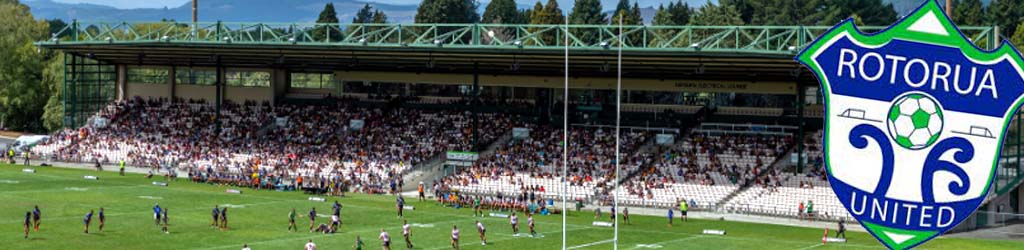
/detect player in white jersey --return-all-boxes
[476,220,487,245]
[402,220,413,249]
[451,225,460,250]
[378,228,391,250]
[304,240,317,250]
[528,213,536,237]
[509,212,519,235]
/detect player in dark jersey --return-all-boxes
[161,208,169,234]
[153,204,162,225]
[32,206,41,232]
[83,210,94,234]
[353,235,364,250]
[23,211,31,239]
[219,207,228,230]
[98,207,106,232]
[288,208,298,232]
[212,205,220,227]
[308,207,317,232]
[396,196,405,218]
[622,207,630,225]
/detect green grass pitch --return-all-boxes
[0,165,1017,249]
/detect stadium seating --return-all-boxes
[610,132,793,210]
[724,172,852,221]
[445,126,653,202]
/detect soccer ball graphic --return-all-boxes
[886,93,944,150]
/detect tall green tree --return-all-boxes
[667,0,692,25]
[952,0,985,27]
[353,4,376,23]
[987,0,1023,38]
[611,0,642,25]
[0,0,52,131]
[749,0,829,25]
[481,0,521,44]
[372,10,388,24]
[42,53,64,131]
[652,4,673,26]
[568,0,607,45]
[527,0,564,45]
[689,1,743,26]
[311,3,341,42]
[483,0,522,24]
[415,0,480,23]
[1012,20,1024,48]
[720,0,756,24]
[817,0,897,26]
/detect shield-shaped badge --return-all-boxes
[796,0,1024,249]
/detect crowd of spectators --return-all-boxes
[32,97,514,195]
[440,125,653,209]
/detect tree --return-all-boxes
[987,0,1023,38]
[42,53,64,131]
[483,0,521,24]
[568,0,606,45]
[749,0,829,25]
[720,0,756,24]
[817,0,897,26]
[372,10,388,24]
[1012,20,1024,48]
[527,0,564,45]
[415,0,479,23]
[353,4,375,23]
[350,4,388,36]
[311,3,341,42]
[46,19,67,38]
[482,0,521,43]
[652,4,673,26]
[611,0,642,25]
[0,1,52,132]
[952,0,985,27]
[667,0,692,25]
[689,1,743,26]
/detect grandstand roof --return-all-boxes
[37,21,998,84]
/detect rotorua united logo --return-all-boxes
[796,0,1024,249]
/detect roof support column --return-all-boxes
[796,82,806,173]
[215,56,223,135]
[472,61,480,150]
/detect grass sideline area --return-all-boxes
[0,165,1017,249]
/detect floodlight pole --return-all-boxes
[561,16,569,250]
[613,15,622,250]
[192,0,198,23]
[945,0,951,16]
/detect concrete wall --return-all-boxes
[124,66,173,100]
[226,86,273,103]
[126,83,172,100]
[176,85,217,101]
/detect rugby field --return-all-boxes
[0,165,1017,249]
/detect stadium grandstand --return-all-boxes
[9,7,1024,248]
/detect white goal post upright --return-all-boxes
[561,15,569,250]
[613,15,623,250]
